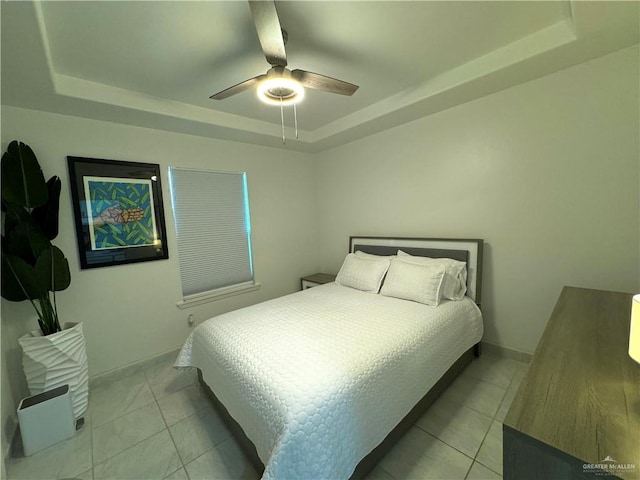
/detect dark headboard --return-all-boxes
[349,236,484,305]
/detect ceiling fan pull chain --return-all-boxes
[280,97,286,144]
[294,103,299,140]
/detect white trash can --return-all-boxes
[17,384,75,456]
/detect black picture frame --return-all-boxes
[67,156,169,269]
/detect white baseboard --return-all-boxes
[89,348,181,390]
[480,340,532,363]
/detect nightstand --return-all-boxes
[300,273,336,290]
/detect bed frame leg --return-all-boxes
[473,343,481,358]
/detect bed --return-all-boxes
[175,236,484,479]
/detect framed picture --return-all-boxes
[67,156,169,269]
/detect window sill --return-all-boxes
[176,282,262,310]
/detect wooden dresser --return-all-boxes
[503,287,640,480]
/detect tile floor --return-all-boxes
[6,351,529,480]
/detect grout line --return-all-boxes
[146,370,198,405]
[91,378,157,429]
[364,358,510,479]
[473,423,492,462]
[422,430,476,463]
[156,382,233,475]
[91,398,157,430]
[157,393,173,430]
[155,385,209,428]
[163,408,187,468]
[152,379,191,480]
[459,370,512,390]
[474,415,503,477]
[377,464,397,479]
[164,466,187,480]
[493,364,527,422]
[10,364,194,480]
[440,374,508,419]
[91,400,168,468]
[415,412,493,461]
[475,457,503,477]
[180,443,219,475]
[462,355,523,389]
[433,359,509,478]
[462,460,474,480]
[92,427,170,471]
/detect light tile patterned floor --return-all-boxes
[6,351,528,480]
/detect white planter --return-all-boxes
[18,322,89,420]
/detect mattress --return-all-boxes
[175,283,483,480]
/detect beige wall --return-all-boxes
[316,45,640,354]
[0,107,319,449]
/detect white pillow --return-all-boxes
[397,250,467,300]
[355,250,396,260]
[380,257,446,306]
[335,253,390,293]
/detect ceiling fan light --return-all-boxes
[257,77,304,106]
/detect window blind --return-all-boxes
[169,167,254,298]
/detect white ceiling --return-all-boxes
[1,1,638,152]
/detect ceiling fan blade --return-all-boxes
[291,70,359,96]
[210,74,265,100]
[249,1,287,67]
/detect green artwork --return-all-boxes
[84,176,158,250]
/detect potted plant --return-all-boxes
[1,140,88,420]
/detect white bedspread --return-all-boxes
[175,283,483,480]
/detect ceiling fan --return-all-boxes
[210,1,359,106]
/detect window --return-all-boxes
[169,167,256,306]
